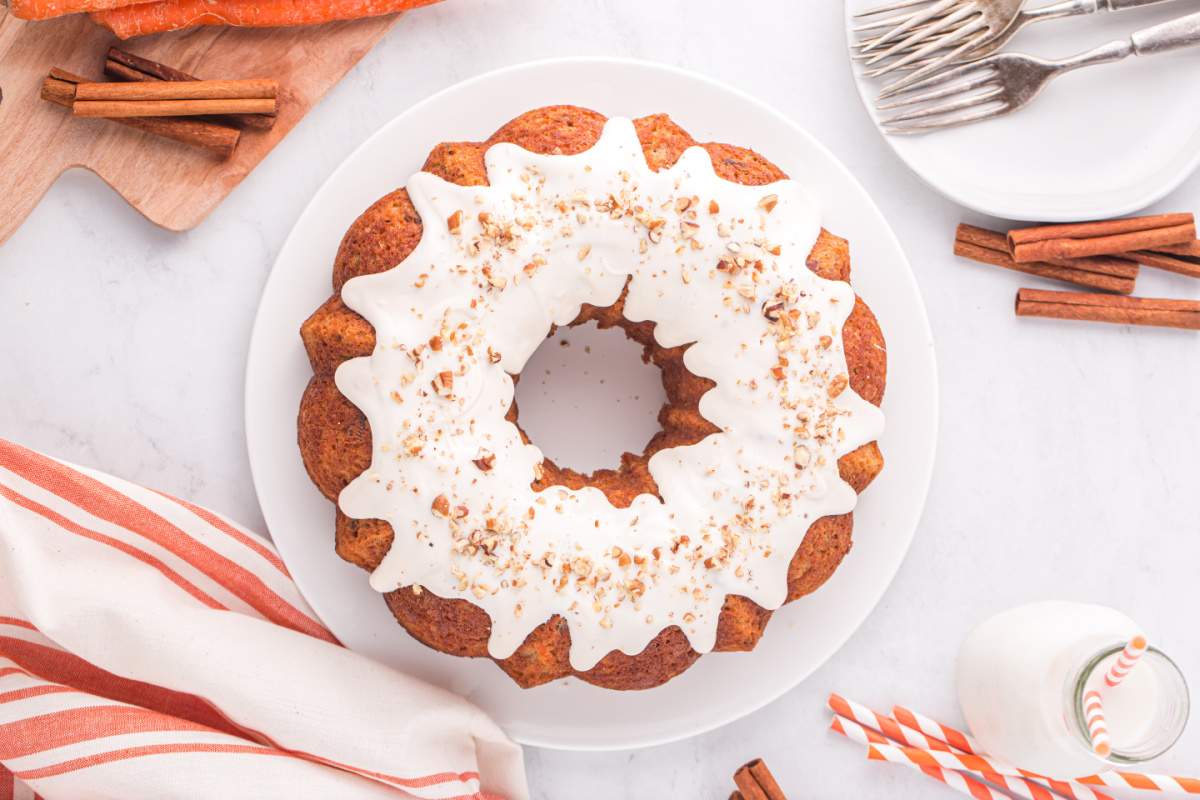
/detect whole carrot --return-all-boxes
[9,0,142,20]
[91,0,442,38]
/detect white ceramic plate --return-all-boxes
[245,57,938,751]
[844,1,1200,221]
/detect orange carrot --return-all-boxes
[90,0,442,38]
[9,0,143,20]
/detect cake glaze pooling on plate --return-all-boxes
[336,117,885,670]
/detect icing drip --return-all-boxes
[337,118,885,671]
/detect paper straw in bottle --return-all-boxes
[1083,690,1113,757]
[1104,635,1149,688]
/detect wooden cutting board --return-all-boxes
[0,8,401,245]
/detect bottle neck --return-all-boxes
[1067,644,1190,765]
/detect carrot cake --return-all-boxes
[298,105,887,690]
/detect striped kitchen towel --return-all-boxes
[0,439,527,800]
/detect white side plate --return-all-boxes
[845,0,1200,221]
[245,57,938,751]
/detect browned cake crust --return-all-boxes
[298,106,887,690]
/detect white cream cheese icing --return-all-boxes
[336,117,885,671]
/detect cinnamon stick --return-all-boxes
[1015,289,1200,330]
[1041,254,1139,280]
[733,759,787,800]
[1008,214,1196,263]
[75,78,277,101]
[955,224,1137,294]
[1128,242,1200,279]
[103,59,151,84]
[73,97,277,118]
[105,48,275,131]
[108,46,200,83]
[41,71,80,107]
[960,224,1138,278]
[42,69,238,159]
[1152,239,1200,259]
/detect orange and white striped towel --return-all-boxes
[0,439,527,800]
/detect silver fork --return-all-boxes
[852,0,1026,78]
[859,0,1185,83]
[878,10,1200,133]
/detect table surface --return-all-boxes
[2,2,1197,797]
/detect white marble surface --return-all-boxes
[2,1,1198,797]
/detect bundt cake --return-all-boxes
[298,105,887,690]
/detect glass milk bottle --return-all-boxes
[956,601,1189,778]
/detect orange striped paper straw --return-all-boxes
[829,696,1060,800]
[830,713,896,747]
[889,705,1117,800]
[828,694,939,749]
[1080,772,1200,794]
[868,746,1002,800]
[830,715,1021,775]
[1105,635,1149,688]
[888,719,1070,800]
[834,711,1106,800]
[830,716,1003,800]
[1083,690,1113,757]
[892,705,983,754]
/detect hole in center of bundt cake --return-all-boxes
[509,292,720,510]
[515,320,663,475]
